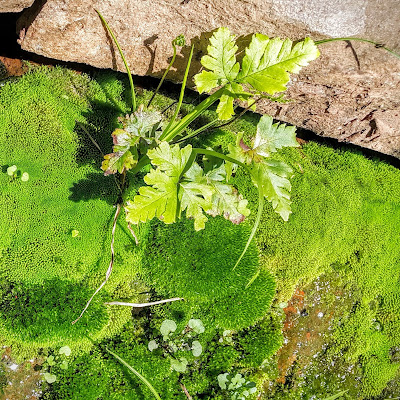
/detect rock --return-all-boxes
[16,0,400,158]
[0,0,34,13]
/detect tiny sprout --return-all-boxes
[172,34,185,47]
[60,360,69,370]
[21,172,29,181]
[160,319,177,340]
[43,372,57,384]
[148,340,159,352]
[170,357,188,373]
[188,319,205,334]
[71,230,80,238]
[46,355,56,366]
[7,165,17,176]
[191,340,202,357]
[59,345,72,357]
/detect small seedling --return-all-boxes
[217,372,257,399]
[42,346,72,384]
[148,318,205,373]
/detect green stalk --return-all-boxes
[129,155,151,175]
[148,44,178,108]
[106,348,162,400]
[233,186,264,270]
[161,87,225,142]
[315,37,400,59]
[95,9,137,111]
[162,45,194,138]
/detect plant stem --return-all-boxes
[105,298,183,307]
[233,186,264,270]
[179,382,193,400]
[162,44,194,138]
[148,44,178,108]
[72,203,121,324]
[106,348,162,400]
[315,37,400,59]
[160,87,226,142]
[95,9,137,111]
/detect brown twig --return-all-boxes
[72,203,122,324]
[179,382,193,400]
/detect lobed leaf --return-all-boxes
[250,160,293,221]
[238,35,320,94]
[253,115,299,157]
[101,109,162,175]
[194,27,239,94]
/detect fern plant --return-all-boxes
[97,10,318,244]
[75,11,319,321]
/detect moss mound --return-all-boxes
[0,67,141,351]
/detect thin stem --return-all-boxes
[192,148,248,169]
[162,45,195,138]
[315,37,400,59]
[233,187,264,270]
[72,204,121,324]
[179,382,193,400]
[127,222,139,245]
[148,45,178,108]
[105,297,183,307]
[95,9,137,111]
[106,348,161,400]
[160,87,225,142]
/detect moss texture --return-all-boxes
[1,66,400,398]
[0,67,141,352]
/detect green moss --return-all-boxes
[139,217,276,330]
[0,67,144,353]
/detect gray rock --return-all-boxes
[16,0,400,158]
[0,0,34,13]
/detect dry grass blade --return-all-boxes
[72,203,121,324]
[104,297,183,307]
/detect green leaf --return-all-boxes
[106,347,161,400]
[60,361,69,370]
[191,340,202,357]
[21,172,29,181]
[46,355,56,366]
[125,143,192,225]
[194,27,239,94]
[160,319,177,339]
[148,340,159,352]
[251,160,293,221]
[43,372,57,384]
[7,165,17,176]
[217,373,229,389]
[238,35,319,94]
[188,318,205,334]
[321,390,349,400]
[180,163,214,231]
[205,164,250,224]
[101,109,162,175]
[59,345,71,357]
[71,229,80,238]
[253,115,299,157]
[170,357,188,373]
[229,373,245,390]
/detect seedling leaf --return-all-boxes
[43,373,57,384]
[59,345,71,357]
[170,357,188,373]
[188,318,205,334]
[160,319,177,339]
[191,340,203,357]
